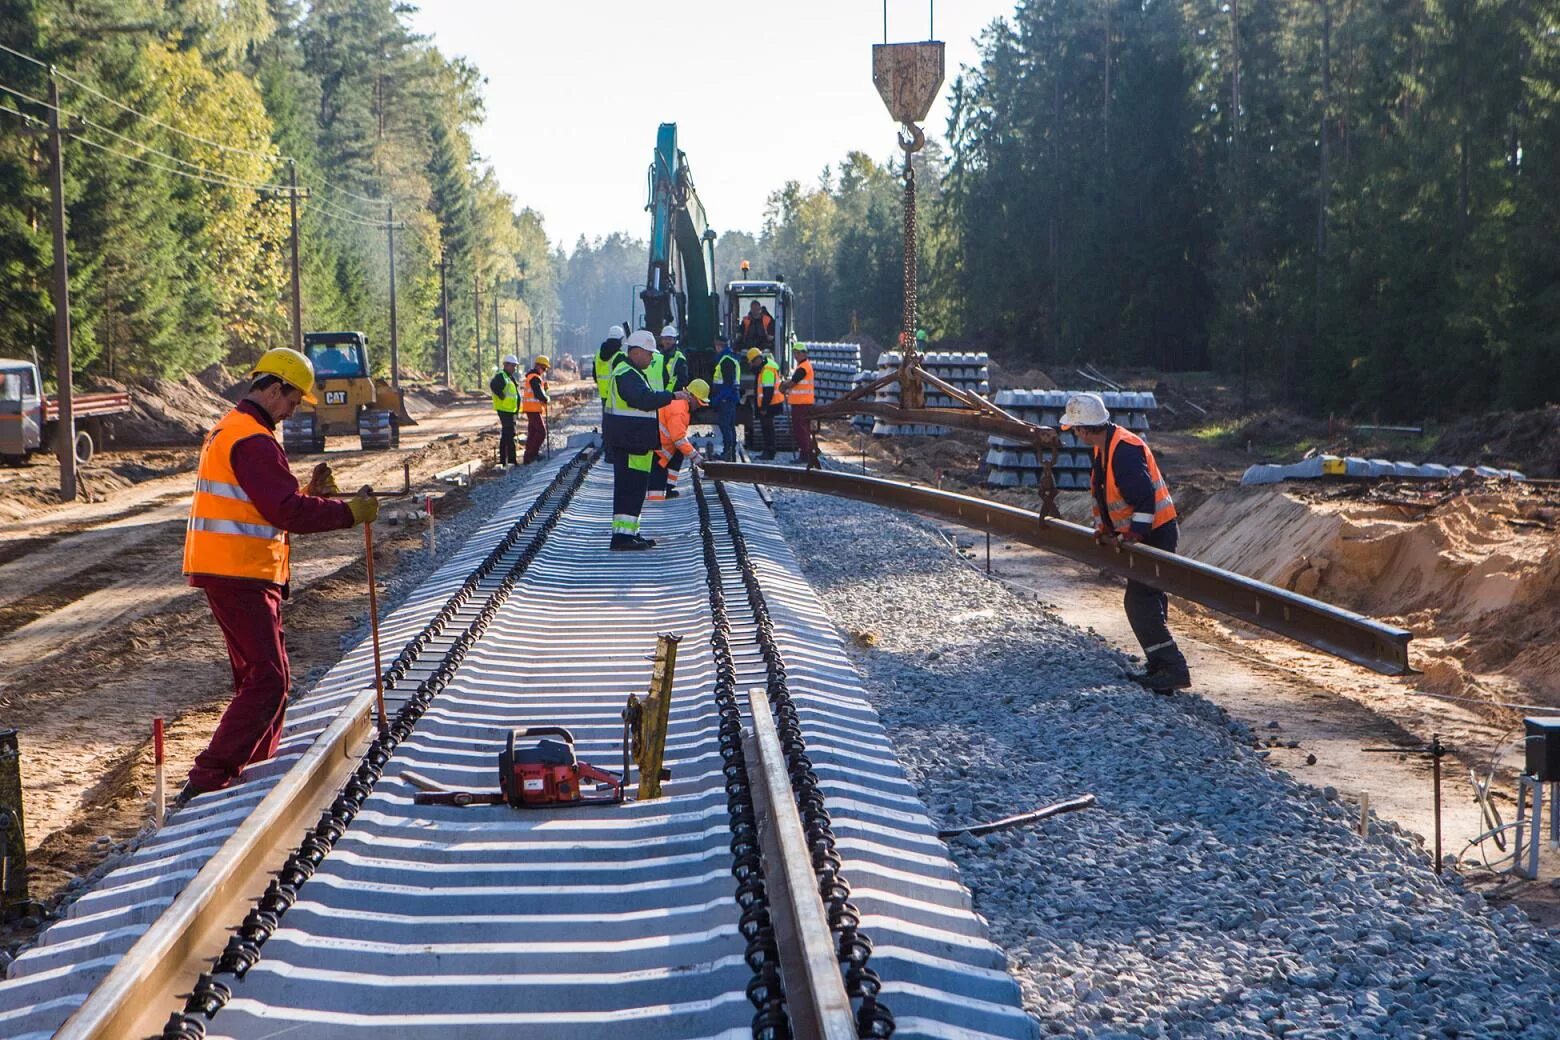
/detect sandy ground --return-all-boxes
[0,382,594,935]
[815,424,1560,926]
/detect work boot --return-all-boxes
[632,534,657,548]
[1141,661,1192,693]
[610,534,651,551]
[760,452,776,461]
[665,488,681,500]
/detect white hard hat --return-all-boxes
[502,353,519,366]
[607,325,625,340]
[1059,393,1110,430]
[625,330,657,352]
[659,324,679,338]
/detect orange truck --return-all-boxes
[0,358,131,465]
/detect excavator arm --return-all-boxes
[641,123,717,351]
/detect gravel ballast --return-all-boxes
[770,487,1560,1039]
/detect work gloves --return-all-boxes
[305,462,340,497]
[347,488,379,526]
[688,451,706,470]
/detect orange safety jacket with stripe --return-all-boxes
[654,398,699,467]
[183,408,291,585]
[786,358,815,405]
[521,369,548,413]
[1090,425,1177,536]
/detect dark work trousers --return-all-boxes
[757,402,778,458]
[1124,521,1187,668]
[523,411,546,463]
[608,446,652,536]
[789,404,816,465]
[715,399,738,460]
[496,411,518,465]
[188,585,290,792]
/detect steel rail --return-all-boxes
[743,686,857,1040]
[54,449,597,1040]
[705,462,1414,676]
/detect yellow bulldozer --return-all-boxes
[281,331,416,453]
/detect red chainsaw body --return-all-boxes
[499,727,623,808]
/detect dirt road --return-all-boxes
[0,384,594,927]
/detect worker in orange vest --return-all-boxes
[780,341,817,468]
[1061,392,1190,692]
[180,348,378,802]
[521,355,551,464]
[649,379,710,501]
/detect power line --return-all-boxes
[0,40,286,163]
[0,78,291,192]
[0,40,394,209]
[308,197,394,228]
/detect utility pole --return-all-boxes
[286,160,305,351]
[24,74,82,500]
[491,292,499,370]
[473,276,483,390]
[513,307,521,360]
[438,251,451,386]
[386,202,400,392]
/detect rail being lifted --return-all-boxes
[703,462,1414,676]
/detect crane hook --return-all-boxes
[897,122,926,154]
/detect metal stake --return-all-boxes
[364,520,389,739]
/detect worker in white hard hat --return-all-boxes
[604,330,689,549]
[1061,392,1189,692]
[596,325,626,413]
[521,355,551,464]
[490,353,522,466]
[648,323,689,394]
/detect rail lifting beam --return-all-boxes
[704,462,1414,676]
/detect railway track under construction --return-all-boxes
[0,446,1038,1040]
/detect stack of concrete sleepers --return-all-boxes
[985,390,1158,489]
[871,351,991,437]
[799,341,862,404]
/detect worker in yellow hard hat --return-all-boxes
[649,378,710,501]
[747,347,781,460]
[521,354,551,464]
[179,347,377,805]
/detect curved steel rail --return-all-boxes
[703,461,1414,676]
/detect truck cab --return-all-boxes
[0,360,44,463]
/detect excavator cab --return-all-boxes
[724,280,794,376]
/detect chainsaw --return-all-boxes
[406,727,623,808]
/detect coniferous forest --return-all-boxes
[3,0,1558,422]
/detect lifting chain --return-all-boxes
[898,122,925,412]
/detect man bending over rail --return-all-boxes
[179,348,378,802]
[1062,392,1191,692]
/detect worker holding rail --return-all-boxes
[1061,392,1191,692]
[605,330,685,550]
[180,348,378,802]
[521,355,550,464]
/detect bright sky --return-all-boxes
[407,0,1015,248]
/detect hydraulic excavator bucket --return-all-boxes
[872,42,945,125]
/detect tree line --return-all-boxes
[717,0,1560,420]
[1,0,558,392]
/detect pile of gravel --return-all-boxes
[771,487,1560,1039]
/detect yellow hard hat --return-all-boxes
[535,355,551,368]
[745,348,762,362]
[251,347,317,404]
[685,379,710,404]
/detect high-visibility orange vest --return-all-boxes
[521,370,546,413]
[1093,426,1177,534]
[183,408,289,584]
[787,358,815,405]
[655,398,696,466]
